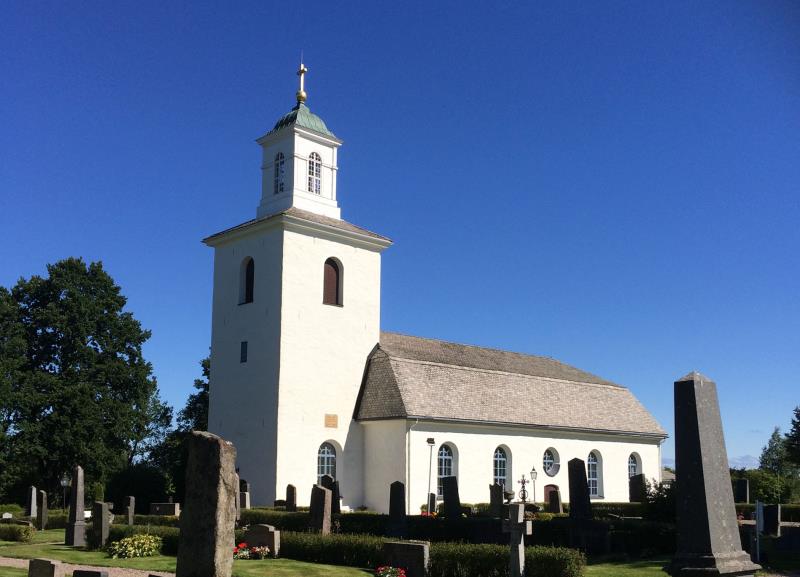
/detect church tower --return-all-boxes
[204,64,392,507]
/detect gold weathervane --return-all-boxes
[296,61,308,104]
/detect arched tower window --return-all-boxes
[308,152,321,194]
[628,454,640,478]
[437,444,454,498]
[317,442,336,484]
[323,258,342,306]
[239,257,254,304]
[587,451,602,497]
[493,447,508,488]
[273,152,285,194]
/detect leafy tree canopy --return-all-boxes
[786,406,800,468]
[759,427,789,476]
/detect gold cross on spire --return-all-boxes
[296,60,308,104]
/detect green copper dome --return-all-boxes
[270,102,337,139]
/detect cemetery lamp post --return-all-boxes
[60,474,69,509]
[426,438,435,507]
[530,466,538,504]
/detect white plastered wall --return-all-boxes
[362,420,408,512]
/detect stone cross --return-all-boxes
[667,372,760,576]
[502,503,532,577]
[285,484,297,512]
[628,473,647,503]
[175,431,237,577]
[441,476,461,519]
[489,483,504,518]
[65,465,86,547]
[567,458,592,521]
[125,496,135,526]
[388,481,407,538]
[243,523,280,557]
[36,490,48,530]
[309,485,332,535]
[26,486,37,518]
[90,501,110,549]
[547,488,563,514]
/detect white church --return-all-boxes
[205,65,667,514]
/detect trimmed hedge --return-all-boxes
[130,514,180,527]
[0,504,24,515]
[0,524,35,542]
[735,503,800,522]
[428,542,584,577]
[281,532,384,567]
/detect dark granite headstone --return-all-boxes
[36,490,48,530]
[319,474,334,491]
[667,372,760,576]
[733,479,750,504]
[441,476,461,519]
[65,465,86,547]
[26,486,37,518]
[309,485,332,535]
[763,504,781,537]
[28,559,63,577]
[73,571,110,577]
[567,458,592,520]
[125,496,135,525]
[629,473,647,503]
[150,503,180,516]
[244,523,280,557]
[285,484,297,512]
[427,493,436,516]
[388,481,407,538]
[239,479,250,493]
[547,488,563,514]
[90,502,110,549]
[502,503,532,577]
[175,431,237,577]
[383,541,430,577]
[489,483,504,518]
[331,480,342,515]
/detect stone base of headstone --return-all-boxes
[28,558,63,577]
[669,550,760,576]
[73,571,109,577]
[244,524,280,557]
[65,521,86,547]
[383,541,429,577]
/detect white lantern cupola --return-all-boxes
[256,63,342,220]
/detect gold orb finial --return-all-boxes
[296,62,308,104]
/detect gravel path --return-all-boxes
[0,555,174,576]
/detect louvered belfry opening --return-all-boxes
[244,258,255,303]
[323,258,341,305]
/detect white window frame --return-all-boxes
[587,451,601,497]
[628,454,639,478]
[493,447,508,488]
[307,152,321,194]
[437,444,454,498]
[273,152,285,194]
[317,442,336,484]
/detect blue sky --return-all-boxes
[2,1,798,467]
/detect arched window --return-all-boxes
[628,454,640,478]
[543,448,560,477]
[239,257,254,304]
[493,447,508,488]
[323,258,342,306]
[308,152,321,194]
[273,152,285,194]
[317,442,336,484]
[437,444,454,498]
[587,451,602,497]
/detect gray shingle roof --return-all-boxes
[203,206,391,244]
[355,332,667,437]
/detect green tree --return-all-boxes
[176,356,209,432]
[786,406,800,468]
[0,258,170,502]
[759,427,789,475]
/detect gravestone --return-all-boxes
[27,559,63,577]
[36,490,47,530]
[441,476,461,519]
[383,541,430,577]
[667,372,760,576]
[332,480,342,515]
[489,483,504,518]
[629,473,647,503]
[427,493,436,516]
[150,503,180,516]
[502,503,532,577]
[73,571,110,577]
[547,488,563,514]
[239,479,251,493]
[26,486,37,518]
[763,504,781,537]
[285,484,297,512]
[175,431,237,577]
[567,458,592,520]
[273,499,286,507]
[309,485,332,535]
[319,474,334,491]
[1,513,11,519]
[733,479,750,504]
[90,501,110,548]
[233,473,240,522]
[65,465,86,547]
[244,523,280,557]
[125,496,135,525]
[388,481,407,538]
[239,478,251,511]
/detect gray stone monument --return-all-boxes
[125,496,135,525]
[233,473,240,522]
[388,481,407,538]
[239,478,251,511]
[763,504,781,537]
[175,431,237,577]
[547,488,563,514]
[27,559,63,577]
[733,479,749,504]
[489,483,504,518]
[26,486,37,518]
[65,465,86,547]
[243,523,280,557]
[567,458,592,520]
[150,502,180,516]
[90,501,110,549]
[502,503,532,577]
[629,473,647,503]
[285,484,297,512]
[667,372,760,576]
[383,541,430,577]
[441,476,461,519]
[36,490,47,530]
[309,484,332,535]
[427,492,436,516]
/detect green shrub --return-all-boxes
[428,542,584,577]
[240,510,310,532]
[0,524,35,542]
[107,534,162,558]
[280,532,384,567]
[108,525,179,555]
[0,504,24,515]
[45,513,68,529]
[130,514,180,527]
[525,545,585,577]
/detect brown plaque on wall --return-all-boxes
[324,414,338,428]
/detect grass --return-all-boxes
[585,557,668,577]
[0,569,26,577]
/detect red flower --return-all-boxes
[238,542,247,548]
